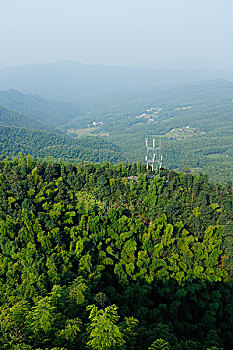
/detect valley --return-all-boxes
[1,1,233,348]
[0,60,232,350]
[0,73,233,184]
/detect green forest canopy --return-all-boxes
[0,154,232,349]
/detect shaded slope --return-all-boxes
[0,106,57,132]
[0,89,78,125]
[0,124,124,163]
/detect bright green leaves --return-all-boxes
[28,166,38,185]
[86,304,138,350]
[69,277,87,305]
[161,224,174,246]
[79,253,92,274]
[29,297,56,334]
[120,316,139,350]
[0,157,232,349]
[0,300,30,347]
[46,254,60,285]
[74,237,84,258]
[57,318,82,347]
[190,225,226,282]
[49,202,64,220]
[148,338,170,350]
[122,240,137,263]
[86,304,125,350]
[222,220,233,271]
[137,215,226,285]
[193,206,201,218]
[7,196,16,205]
[104,212,227,285]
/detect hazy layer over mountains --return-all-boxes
[1,61,233,101]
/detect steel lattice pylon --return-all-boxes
[145,138,163,178]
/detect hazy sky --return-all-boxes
[0,0,233,69]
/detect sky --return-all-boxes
[0,0,233,70]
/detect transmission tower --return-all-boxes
[145,138,163,178]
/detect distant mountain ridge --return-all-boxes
[1,61,233,101]
[73,78,233,118]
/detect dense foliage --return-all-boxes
[0,155,232,349]
[0,89,77,126]
[0,122,123,164]
[0,107,55,132]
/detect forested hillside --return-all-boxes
[0,79,232,183]
[0,89,78,126]
[0,125,123,164]
[0,106,56,132]
[63,80,233,184]
[0,155,232,349]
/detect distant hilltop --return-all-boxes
[1,61,233,101]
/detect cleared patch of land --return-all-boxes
[67,127,109,137]
[164,127,205,139]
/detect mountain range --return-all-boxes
[1,61,233,102]
[0,62,232,184]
